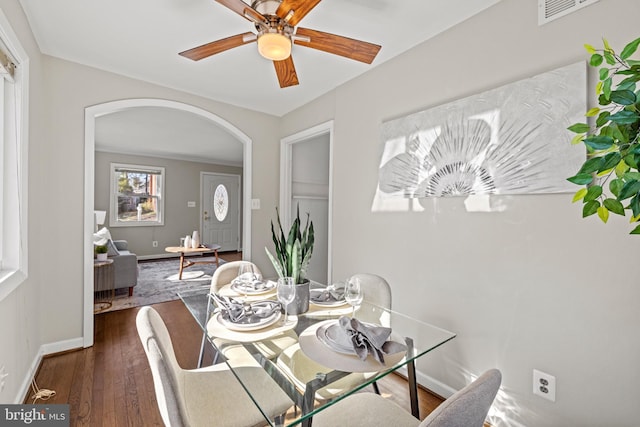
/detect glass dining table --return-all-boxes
[178,287,456,427]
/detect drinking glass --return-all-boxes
[237,262,256,301]
[277,277,296,323]
[345,277,364,317]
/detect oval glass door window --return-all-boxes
[214,184,229,221]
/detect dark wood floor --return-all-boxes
[29,252,446,426]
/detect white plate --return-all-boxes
[316,322,355,354]
[217,310,281,331]
[309,290,347,307]
[230,280,276,295]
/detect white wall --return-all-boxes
[281,0,640,426]
[0,0,283,400]
[0,0,44,404]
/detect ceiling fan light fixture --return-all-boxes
[257,31,291,61]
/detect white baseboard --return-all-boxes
[395,366,457,399]
[16,337,84,404]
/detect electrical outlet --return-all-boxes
[533,369,556,402]
[152,241,158,247]
[0,365,7,392]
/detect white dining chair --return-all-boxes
[275,273,392,401]
[198,261,298,367]
[136,306,293,427]
[312,369,502,427]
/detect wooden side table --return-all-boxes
[94,259,115,312]
[164,245,221,280]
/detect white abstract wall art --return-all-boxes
[374,62,586,208]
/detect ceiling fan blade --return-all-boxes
[215,0,266,24]
[273,56,299,88]
[179,32,256,61]
[276,0,321,27]
[294,27,381,64]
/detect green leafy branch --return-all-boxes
[567,37,640,234]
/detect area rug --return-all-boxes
[96,256,225,314]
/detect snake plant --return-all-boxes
[265,205,314,284]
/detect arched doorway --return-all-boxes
[83,99,253,347]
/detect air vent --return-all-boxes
[538,0,599,25]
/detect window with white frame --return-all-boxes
[0,9,29,301]
[109,163,165,226]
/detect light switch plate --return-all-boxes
[251,199,260,210]
[187,201,196,208]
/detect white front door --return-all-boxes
[202,173,241,252]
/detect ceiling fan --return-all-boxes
[179,0,382,88]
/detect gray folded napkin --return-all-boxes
[212,294,280,323]
[338,316,407,364]
[232,273,267,291]
[311,286,345,302]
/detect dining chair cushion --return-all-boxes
[312,392,420,427]
[276,343,378,401]
[137,306,293,427]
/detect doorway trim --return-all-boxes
[200,172,242,252]
[83,98,252,347]
[279,120,334,282]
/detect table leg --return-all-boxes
[405,337,420,419]
[178,252,185,280]
[214,249,219,267]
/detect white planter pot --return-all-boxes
[96,253,108,261]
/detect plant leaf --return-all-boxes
[609,110,639,125]
[599,67,609,80]
[567,123,590,133]
[596,111,611,127]
[610,178,624,197]
[597,205,609,223]
[584,185,603,202]
[610,90,637,105]
[600,152,622,171]
[579,157,604,174]
[631,194,640,218]
[618,179,640,200]
[583,135,614,150]
[586,107,600,117]
[584,43,597,54]
[603,198,625,215]
[583,200,600,217]
[631,223,640,234]
[590,53,603,67]
[604,50,616,65]
[620,37,640,60]
[603,77,613,99]
[567,173,593,185]
[571,133,584,145]
[572,188,588,202]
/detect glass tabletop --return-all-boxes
[178,289,456,427]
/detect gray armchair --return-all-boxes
[110,240,138,296]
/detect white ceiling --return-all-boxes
[19,0,501,163]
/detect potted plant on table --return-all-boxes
[265,205,314,314]
[95,244,109,261]
[567,36,640,234]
